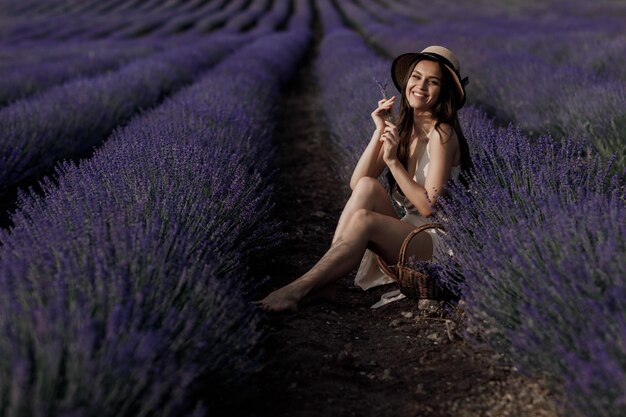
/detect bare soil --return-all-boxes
[244,38,563,417]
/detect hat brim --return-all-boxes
[391,53,466,109]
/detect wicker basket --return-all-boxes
[375,223,447,300]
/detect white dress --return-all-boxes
[354,141,461,292]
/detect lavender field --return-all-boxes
[0,0,624,416]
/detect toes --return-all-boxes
[250,295,299,313]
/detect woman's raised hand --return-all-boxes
[380,120,399,164]
[371,96,395,131]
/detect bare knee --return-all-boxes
[334,208,374,243]
[352,176,385,197]
[347,208,375,234]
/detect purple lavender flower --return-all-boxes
[374,77,388,99]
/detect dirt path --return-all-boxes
[246,32,561,417]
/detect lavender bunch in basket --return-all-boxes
[400,255,455,302]
[406,257,448,288]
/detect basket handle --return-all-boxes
[398,222,444,266]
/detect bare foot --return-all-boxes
[254,286,303,313]
[254,282,338,313]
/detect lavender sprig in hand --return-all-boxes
[374,77,394,122]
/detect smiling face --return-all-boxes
[404,59,442,112]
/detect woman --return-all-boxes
[256,45,470,312]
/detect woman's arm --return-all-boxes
[349,97,396,190]
[385,124,457,217]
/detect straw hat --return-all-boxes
[391,45,469,109]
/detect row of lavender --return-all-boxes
[345,0,626,169]
[0,0,289,108]
[314,0,390,180]
[2,0,214,17]
[439,110,624,417]
[0,0,284,123]
[0,6,311,417]
[0,33,248,196]
[0,0,284,42]
[317,1,625,416]
[0,0,295,226]
[0,40,161,107]
[0,0,207,40]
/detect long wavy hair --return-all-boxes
[386,59,472,195]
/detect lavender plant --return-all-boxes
[0,143,268,416]
[151,0,229,36]
[193,0,250,33]
[0,0,241,41]
[249,0,292,34]
[0,39,159,72]
[91,0,241,40]
[0,33,249,196]
[558,286,626,417]
[344,0,417,29]
[109,0,266,39]
[436,107,625,415]
[0,41,157,107]
[286,0,313,31]
[315,25,391,181]
[0,16,311,417]
[315,0,345,34]
[220,0,270,34]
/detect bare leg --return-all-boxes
[302,177,395,304]
[332,177,397,244]
[255,178,433,312]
